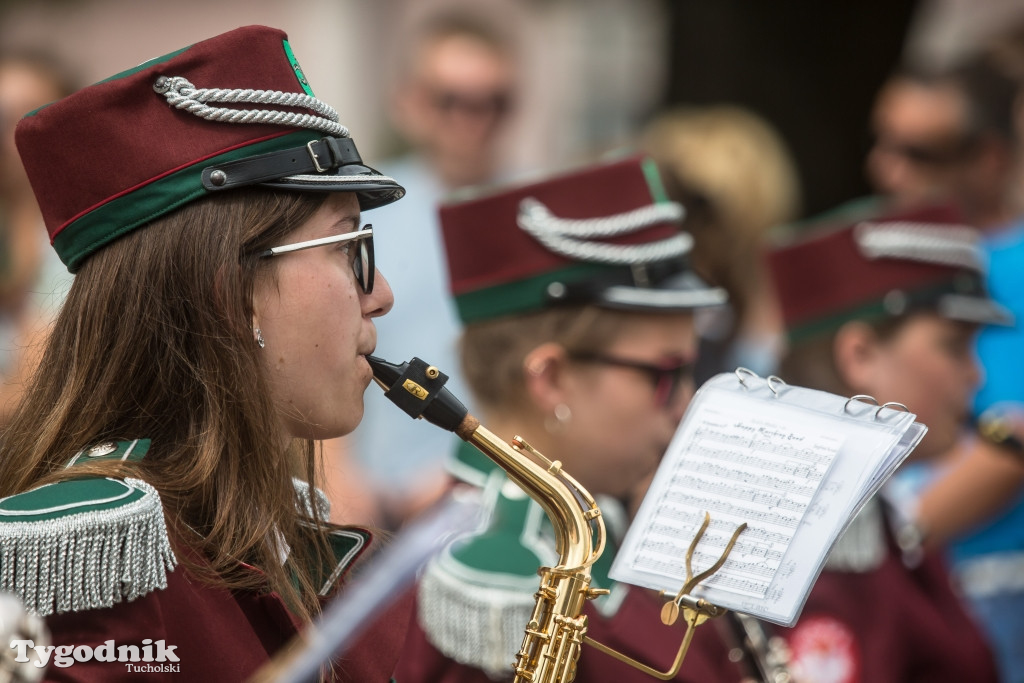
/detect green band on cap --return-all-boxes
[454,263,615,323]
[641,156,670,204]
[282,39,315,96]
[786,300,890,344]
[54,130,319,271]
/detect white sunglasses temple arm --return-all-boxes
[262,227,373,256]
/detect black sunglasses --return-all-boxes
[429,88,514,118]
[259,224,375,294]
[567,350,694,407]
[871,134,979,166]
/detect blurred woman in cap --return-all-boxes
[391,154,748,682]
[0,25,408,681]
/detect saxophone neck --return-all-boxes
[364,354,604,571]
[466,423,604,570]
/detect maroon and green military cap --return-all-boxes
[441,154,727,323]
[15,25,405,271]
[768,203,1012,341]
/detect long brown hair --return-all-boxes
[0,188,338,620]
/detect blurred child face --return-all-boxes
[844,313,980,460]
[558,312,698,500]
[253,192,394,442]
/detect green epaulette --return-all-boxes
[418,460,631,679]
[0,439,177,616]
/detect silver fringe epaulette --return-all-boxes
[0,440,177,616]
[418,550,539,680]
[825,497,885,572]
[417,480,555,680]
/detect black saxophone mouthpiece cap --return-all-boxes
[366,355,468,432]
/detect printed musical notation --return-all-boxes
[629,407,842,600]
[611,372,925,626]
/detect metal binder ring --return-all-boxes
[844,394,879,413]
[876,401,910,419]
[766,375,786,397]
[735,367,758,387]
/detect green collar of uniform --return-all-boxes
[288,481,371,599]
[312,526,372,597]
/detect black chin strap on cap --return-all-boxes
[201,136,365,191]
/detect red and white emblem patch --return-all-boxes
[787,615,860,683]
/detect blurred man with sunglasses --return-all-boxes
[342,2,524,529]
[866,56,1018,229]
[867,46,1024,683]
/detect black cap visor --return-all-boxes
[201,136,405,210]
[545,263,728,313]
[937,294,1013,327]
[261,162,406,211]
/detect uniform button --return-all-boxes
[547,282,567,299]
[87,442,117,457]
[882,289,907,315]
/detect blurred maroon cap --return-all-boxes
[440,154,728,323]
[768,203,1011,341]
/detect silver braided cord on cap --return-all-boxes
[854,220,984,271]
[153,76,350,137]
[517,197,692,265]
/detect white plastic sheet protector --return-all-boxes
[610,370,927,626]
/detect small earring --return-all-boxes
[255,328,265,349]
[544,403,572,433]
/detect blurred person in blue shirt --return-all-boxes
[348,2,523,528]
[868,42,1024,683]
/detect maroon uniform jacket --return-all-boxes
[0,441,410,683]
[42,533,413,683]
[776,500,999,683]
[395,579,743,683]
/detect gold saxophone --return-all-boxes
[368,355,743,682]
[368,355,606,682]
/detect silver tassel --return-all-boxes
[0,478,177,617]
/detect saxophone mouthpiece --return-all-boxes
[366,355,470,433]
[365,355,404,391]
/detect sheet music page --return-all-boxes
[611,375,913,625]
